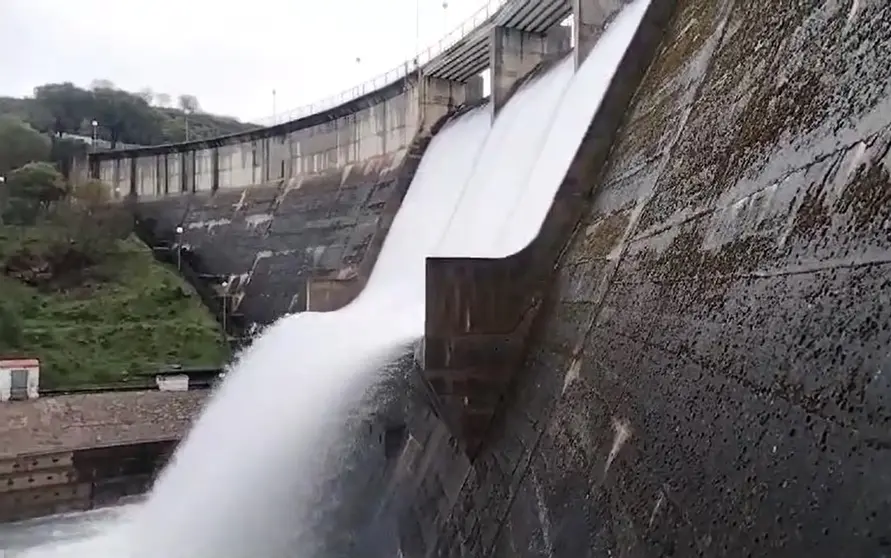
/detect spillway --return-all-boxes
[16,2,650,557]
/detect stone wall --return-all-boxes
[399,0,891,556]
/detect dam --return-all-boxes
[16,0,888,555]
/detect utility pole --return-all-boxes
[220,280,230,345]
[443,2,449,36]
[175,226,183,270]
[272,89,277,125]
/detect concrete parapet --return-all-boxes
[92,72,469,202]
[421,0,674,460]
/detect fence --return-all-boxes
[252,0,510,127]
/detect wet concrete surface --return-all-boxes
[136,153,403,328]
[397,0,891,555]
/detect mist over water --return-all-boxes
[13,3,649,556]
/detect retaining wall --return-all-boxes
[0,440,175,522]
[399,0,891,556]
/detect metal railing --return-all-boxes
[251,0,509,128]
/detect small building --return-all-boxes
[0,358,40,401]
[155,373,190,392]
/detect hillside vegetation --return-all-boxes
[0,165,227,388]
[0,80,257,157]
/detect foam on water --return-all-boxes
[16,2,650,556]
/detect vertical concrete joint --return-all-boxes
[418,75,466,131]
[489,26,549,116]
[573,0,626,68]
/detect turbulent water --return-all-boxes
[11,3,650,556]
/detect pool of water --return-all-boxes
[0,506,133,556]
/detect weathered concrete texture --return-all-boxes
[406,0,891,556]
[92,74,467,204]
[305,105,471,312]
[93,77,418,198]
[574,0,636,67]
[136,152,403,327]
[490,26,565,115]
[423,0,673,461]
[0,391,205,457]
[0,440,175,522]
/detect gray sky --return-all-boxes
[0,0,493,122]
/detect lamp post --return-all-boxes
[91,120,98,151]
[442,2,449,36]
[175,226,184,270]
[220,280,229,342]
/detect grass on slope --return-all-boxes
[0,226,228,388]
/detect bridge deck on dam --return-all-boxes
[423,0,572,81]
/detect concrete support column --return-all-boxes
[112,159,121,194]
[211,148,220,192]
[489,26,548,116]
[573,0,627,68]
[180,153,188,193]
[129,158,137,198]
[419,75,466,130]
[465,75,485,104]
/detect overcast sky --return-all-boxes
[0,0,494,122]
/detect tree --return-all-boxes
[33,83,95,137]
[0,117,51,176]
[55,179,132,262]
[89,79,116,91]
[6,162,67,211]
[91,88,162,147]
[71,179,112,207]
[136,88,154,105]
[177,94,200,113]
[5,84,250,147]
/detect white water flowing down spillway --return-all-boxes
[12,2,650,557]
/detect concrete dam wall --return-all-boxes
[90,75,473,327]
[85,1,574,330]
[82,0,889,555]
[393,0,891,556]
